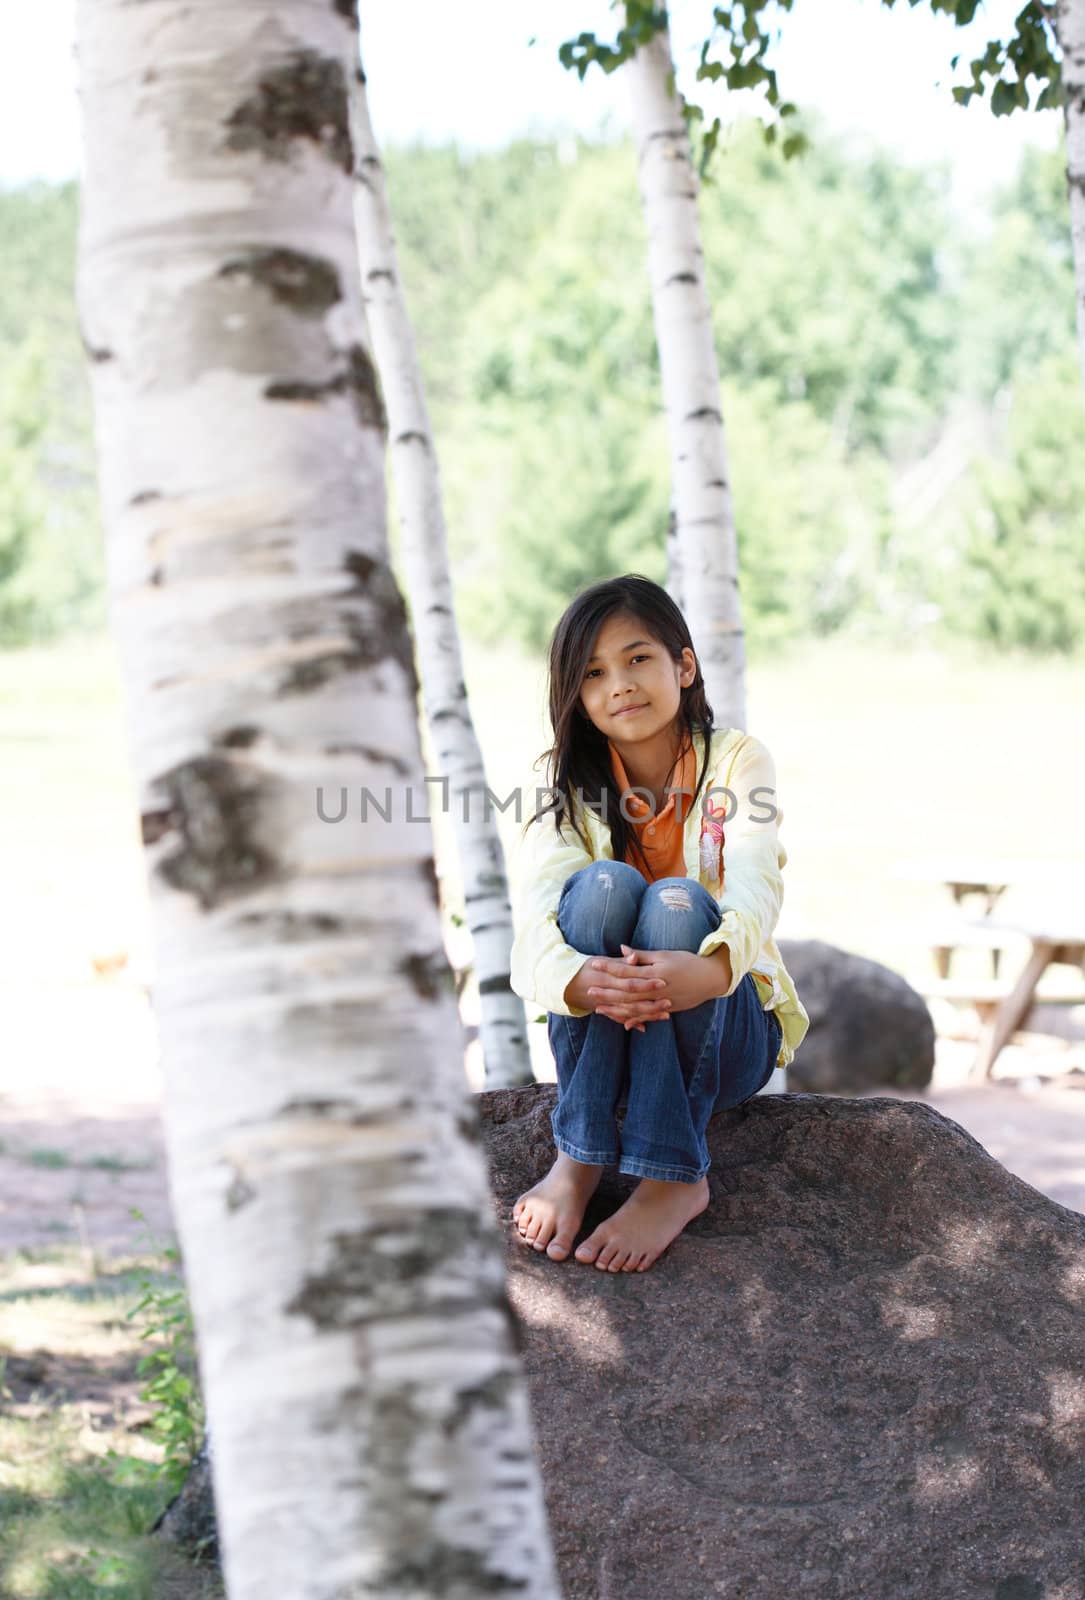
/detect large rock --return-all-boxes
[779,937,935,1092]
[480,1084,1085,1600]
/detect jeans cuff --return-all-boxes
[617,1154,708,1184]
[553,1134,619,1166]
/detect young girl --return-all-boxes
[509,573,809,1274]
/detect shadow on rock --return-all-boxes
[480,1084,1085,1600]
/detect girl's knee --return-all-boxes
[558,860,644,950]
[565,859,644,900]
[635,876,720,949]
[643,876,695,907]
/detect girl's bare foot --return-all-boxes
[574,1175,709,1272]
[512,1151,605,1261]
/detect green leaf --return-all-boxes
[990,79,1017,115]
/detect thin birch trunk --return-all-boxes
[1059,0,1085,393]
[349,58,533,1089]
[625,11,747,732]
[75,3,559,1594]
[665,494,684,612]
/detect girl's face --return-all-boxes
[578,612,696,744]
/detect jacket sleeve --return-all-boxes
[695,734,786,995]
[509,805,597,1019]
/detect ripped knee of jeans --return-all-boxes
[657,884,693,911]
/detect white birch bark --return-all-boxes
[75,3,559,1595]
[349,59,533,1089]
[625,11,747,732]
[1059,0,1085,393]
[665,494,684,612]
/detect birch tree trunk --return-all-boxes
[75,4,559,1595]
[665,495,684,612]
[624,10,747,732]
[1059,0,1085,394]
[349,59,533,1089]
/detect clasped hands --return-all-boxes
[576,944,728,1033]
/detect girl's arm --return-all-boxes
[509,808,597,1018]
[695,734,786,994]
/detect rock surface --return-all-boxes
[153,1438,218,1565]
[479,1084,1085,1600]
[779,938,935,1092]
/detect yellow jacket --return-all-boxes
[509,725,809,1072]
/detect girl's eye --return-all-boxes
[585,654,649,680]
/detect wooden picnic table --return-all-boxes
[971,916,1085,1081]
[893,857,1025,979]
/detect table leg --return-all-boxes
[971,941,1055,1082]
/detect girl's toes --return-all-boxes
[607,1249,628,1273]
[595,1241,619,1271]
[547,1226,576,1261]
[575,1238,599,1264]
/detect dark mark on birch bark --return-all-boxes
[323,1378,532,1591]
[455,1104,482,1147]
[237,909,344,939]
[478,974,513,997]
[400,949,454,1002]
[265,343,385,431]
[130,489,162,506]
[331,0,359,26]
[143,756,278,910]
[217,726,261,749]
[286,1210,506,1327]
[420,856,441,910]
[223,52,352,174]
[323,742,412,777]
[444,1368,517,1437]
[273,549,416,696]
[219,248,342,315]
[341,548,417,680]
[378,1532,531,1593]
[141,807,183,846]
[80,331,113,364]
[280,1097,419,1127]
[225,1169,256,1213]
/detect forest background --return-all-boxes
[2,124,1083,658]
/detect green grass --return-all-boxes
[0,1250,220,1600]
[28,1150,70,1171]
[2,1146,154,1175]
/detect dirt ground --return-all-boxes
[5,970,1085,1257]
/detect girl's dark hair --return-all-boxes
[524,574,715,874]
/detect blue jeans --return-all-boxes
[547,860,782,1184]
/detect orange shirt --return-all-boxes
[607,735,699,884]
